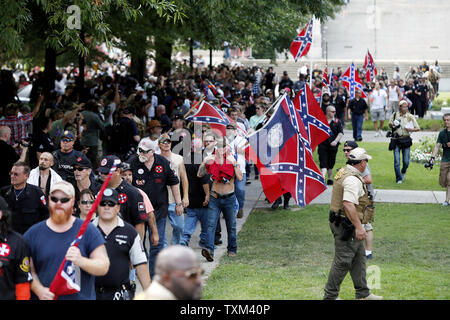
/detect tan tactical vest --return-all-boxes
[330,167,374,224]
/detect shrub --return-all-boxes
[411,135,440,164]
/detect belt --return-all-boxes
[211,190,235,199]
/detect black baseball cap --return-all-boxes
[344,140,359,149]
[98,155,122,174]
[73,154,92,169]
[99,188,119,205]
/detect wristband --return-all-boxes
[176,203,183,207]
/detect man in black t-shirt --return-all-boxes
[52,130,84,185]
[93,188,149,300]
[347,90,369,141]
[180,152,210,247]
[97,155,148,244]
[0,199,32,300]
[128,137,181,278]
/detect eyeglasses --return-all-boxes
[50,196,71,204]
[99,201,117,207]
[138,148,153,154]
[343,149,352,153]
[80,200,94,205]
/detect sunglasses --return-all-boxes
[160,140,171,145]
[204,140,214,143]
[138,148,153,154]
[50,196,71,204]
[80,200,94,205]
[61,139,73,143]
[74,167,88,171]
[343,149,352,153]
[99,201,117,207]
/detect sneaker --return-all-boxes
[374,132,379,137]
[237,208,244,218]
[366,254,373,260]
[246,179,251,185]
[358,293,383,300]
[214,239,222,245]
[397,180,402,184]
[379,129,383,136]
[201,248,214,262]
[227,252,237,257]
[443,201,449,207]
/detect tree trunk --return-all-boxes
[130,53,146,84]
[155,37,173,77]
[77,30,86,102]
[209,47,213,70]
[44,47,57,97]
[189,38,194,71]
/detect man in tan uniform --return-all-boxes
[324,148,383,300]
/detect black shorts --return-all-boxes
[318,145,338,170]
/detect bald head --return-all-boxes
[155,245,199,276]
[154,245,202,300]
[0,126,11,141]
[39,152,55,170]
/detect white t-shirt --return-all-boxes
[165,153,183,204]
[370,89,387,110]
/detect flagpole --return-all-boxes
[309,16,315,87]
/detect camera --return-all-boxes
[424,158,434,170]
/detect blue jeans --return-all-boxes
[394,145,410,182]
[148,217,167,278]
[234,173,246,211]
[181,208,208,246]
[352,113,364,140]
[163,203,184,247]
[205,195,237,256]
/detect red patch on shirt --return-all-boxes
[118,193,128,204]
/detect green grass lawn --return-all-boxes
[313,142,440,190]
[202,204,450,300]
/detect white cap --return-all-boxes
[50,181,75,198]
[348,147,372,161]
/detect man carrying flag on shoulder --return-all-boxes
[23,181,109,300]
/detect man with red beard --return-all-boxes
[24,181,109,300]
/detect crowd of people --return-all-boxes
[0,56,445,300]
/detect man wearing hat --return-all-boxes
[52,130,85,185]
[93,188,150,300]
[72,154,101,215]
[147,119,163,142]
[128,137,182,278]
[324,148,382,300]
[97,155,148,244]
[343,141,375,259]
[23,181,109,300]
[169,113,192,156]
[388,100,420,184]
